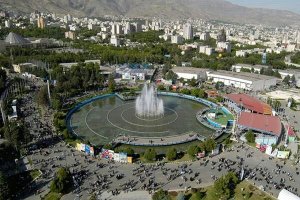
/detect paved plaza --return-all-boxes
[11,78,300,200]
[21,138,300,200]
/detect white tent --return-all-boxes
[278,189,300,200]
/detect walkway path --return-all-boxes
[114,132,206,146]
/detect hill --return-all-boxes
[1,0,300,26]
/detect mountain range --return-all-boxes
[1,0,300,26]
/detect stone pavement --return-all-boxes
[92,190,151,200]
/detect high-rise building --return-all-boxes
[171,35,183,44]
[133,22,142,32]
[296,31,300,44]
[37,17,46,29]
[5,20,11,28]
[124,22,132,35]
[110,35,120,47]
[217,29,226,42]
[183,23,193,40]
[200,32,210,41]
[65,31,76,40]
[111,24,117,35]
[116,23,123,35]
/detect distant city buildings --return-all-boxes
[110,35,120,47]
[200,32,210,41]
[5,20,11,28]
[37,17,46,29]
[65,31,76,40]
[183,23,193,40]
[199,46,213,56]
[171,35,183,44]
[217,29,226,42]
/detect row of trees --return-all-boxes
[0,121,31,152]
[187,138,217,158]
[0,25,66,40]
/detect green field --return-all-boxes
[207,108,234,126]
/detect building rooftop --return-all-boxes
[238,112,282,137]
[233,63,269,69]
[172,67,209,74]
[209,70,278,82]
[5,32,30,45]
[225,93,272,115]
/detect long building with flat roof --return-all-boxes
[207,70,278,91]
[171,67,209,81]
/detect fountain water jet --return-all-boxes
[135,84,164,118]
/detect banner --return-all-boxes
[127,157,133,163]
[76,143,81,151]
[90,147,94,156]
[101,149,114,160]
[85,144,90,154]
[119,152,128,163]
[265,145,272,156]
[81,143,85,151]
[114,153,120,162]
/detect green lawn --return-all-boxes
[234,181,275,200]
[167,181,275,200]
[30,169,41,180]
[213,111,234,126]
[43,192,62,200]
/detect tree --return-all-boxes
[190,191,205,200]
[50,167,72,194]
[291,75,296,85]
[0,171,9,200]
[215,81,224,90]
[36,85,49,107]
[208,172,239,200]
[166,148,177,161]
[165,70,178,83]
[204,138,217,152]
[189,77,197,87]
[157,84,165,91]
[124,147,134,155]
[283,75,290,85]
[144,148,157,161]
[181,88,190,95]
[273,100,281,111]
[187,145,200,158]
[152,189,171,200]
[176,192,185,200]
[3,122,31,152]
[245,130,255,143]
[267,97,273,106]
[108,74,116,92]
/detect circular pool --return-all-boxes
[68,95,214,145]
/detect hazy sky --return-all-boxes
[227,0,300,14]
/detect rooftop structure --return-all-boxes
[171,67,209,80]
[207,70,278,91]
[225,93,272,115]
[5,32,30,45]
[237,112,282,137]
[278,189,300,200]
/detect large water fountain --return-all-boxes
[135,84,164,118]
